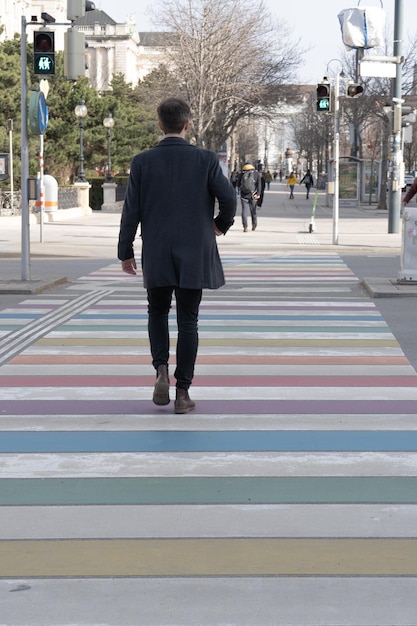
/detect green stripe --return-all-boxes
[35,338,399,347]
[1,477,416,505]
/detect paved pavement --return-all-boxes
[1,182,417,625]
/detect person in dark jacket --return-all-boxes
[257,171,266,208]
[237,161,261,232]
[300,169,314,199]
[118,98,236,414]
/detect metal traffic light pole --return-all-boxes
[19,9,86,281]
[20,15,30,281]
[333,71,341,246]
[388,0,404,234]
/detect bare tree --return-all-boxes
[152,0,304,150]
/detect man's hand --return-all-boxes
[121,258,137,275]
[214,224,222,237]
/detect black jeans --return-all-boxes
[147,286,202,390]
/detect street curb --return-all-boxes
[362,277,417,298]
[0,276,68,294]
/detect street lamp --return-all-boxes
[103,112,114,182]
[74,99,88,182]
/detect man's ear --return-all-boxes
[184,119,190,131]
[158,121,165,132]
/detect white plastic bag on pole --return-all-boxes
[338,4,386,50]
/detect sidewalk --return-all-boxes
[1,183,417,625]
[1,184,416,297]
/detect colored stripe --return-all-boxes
[1,477,416,505]
[1,399,416,415]
[1,430,417,453]
[34,338,399,347]
[1,375,415,387]
[9,355,410,365]
[1,538,417,577]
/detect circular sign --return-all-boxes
[28,91,49,135]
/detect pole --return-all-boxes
[7,119,13,212]
[106,128,112,181]
[20,16,30,281]
[388,0,404,233]
[78,117,86,182]
[333,71,340,245]
[39,134,45,242]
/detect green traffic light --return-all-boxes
[34,54,55,74]
[318,98,330,111]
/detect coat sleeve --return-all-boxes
[208,155,236,234]
[117,158,141,261]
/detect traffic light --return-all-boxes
[67,0,95,21]
[64,28,87,80]
[346,83,364,97]
[33,30,55,75]
[316,83,331,112]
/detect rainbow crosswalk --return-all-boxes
[1,251,417,624]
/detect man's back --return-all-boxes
[118,136,236,289]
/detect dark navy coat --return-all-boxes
[118,137,236,290]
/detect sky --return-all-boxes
[97,0,415,85]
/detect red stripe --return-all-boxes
[1,375,416,388]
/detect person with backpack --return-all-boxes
[300,169,314,199]
[237,161,261,232]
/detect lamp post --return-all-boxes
[74,99,88,182]
[103,112,114,181]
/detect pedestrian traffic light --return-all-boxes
[316,83,331,112]
[33,30,55,75]
[64,28,87,80]
[346,82,364,97]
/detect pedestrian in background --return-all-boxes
[287,171,298,199]
[237,161,261,232]
[403,177,417,206]
[257,170,266,208]
[118,97,236,414]
[230,169,238,192]
[300,169,314,199]
[265,170,272,190]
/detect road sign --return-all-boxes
[28,91,49,135]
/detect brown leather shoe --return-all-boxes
[174,389,195,414]
[152,365,170,405]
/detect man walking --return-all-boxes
[118,98,236,414]
[237,161,261,232]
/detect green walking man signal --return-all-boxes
[34,31,55,75]
[316,83,331,112]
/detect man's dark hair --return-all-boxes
[157,98,191,134]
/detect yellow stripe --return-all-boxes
[1,539,417,577]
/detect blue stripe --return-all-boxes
[1,431,417,453]
[0,314,42,319]
[73,313,383,321]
